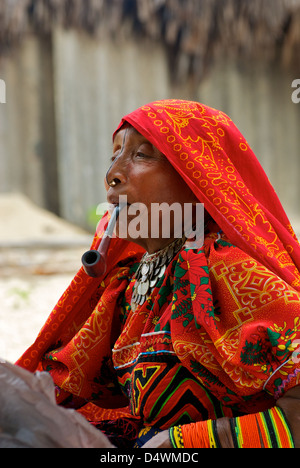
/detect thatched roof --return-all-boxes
[1,0,300,78]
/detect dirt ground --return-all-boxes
[0,193,93,363]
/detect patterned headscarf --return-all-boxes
[116,99,300,290]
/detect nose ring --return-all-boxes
[108,179,117,187]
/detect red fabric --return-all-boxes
[16,100,300,446]
[117,99,300,290]
[17,212,144,375]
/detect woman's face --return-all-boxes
[105,125,197,253]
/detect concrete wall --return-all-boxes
[0,36,58,214]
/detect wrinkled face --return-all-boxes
[105,125,197,253]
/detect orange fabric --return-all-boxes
[16,100,300,446]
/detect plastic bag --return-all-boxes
[0,359,115,448]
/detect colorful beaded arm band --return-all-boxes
[169,419,221,448]
[169,407,294,448]
[230,407,294,448]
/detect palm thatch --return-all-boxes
[1,0,300,77]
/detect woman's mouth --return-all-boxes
[108,195,131,208]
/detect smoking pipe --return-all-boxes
[81,205,121,277]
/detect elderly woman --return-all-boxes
[17,99,300,448]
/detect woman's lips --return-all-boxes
[107,195,131,207]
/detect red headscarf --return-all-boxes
[116,99,300,290]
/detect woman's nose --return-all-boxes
[105,155,128,188]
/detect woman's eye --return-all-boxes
[136,151,151,159]
[111,151,120,162]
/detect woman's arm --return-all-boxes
[276,385,300,448]
[142,386,300,448]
